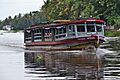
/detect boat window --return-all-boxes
[67,25,76,38]
[77,25,85,32]
[56,28,60,35]
[63,27,66,33]
[34,29,42,42]
[87,25,95,32]
[34,29,37,33]
[55,26,66,35]
[26,30,31,37]
[44,28,52,41]
[86,21,95,24]
[68,25,75,32]
[55,26,66,39]
[25,30,31,38]
[59,28,62,34]
[96,26,102,32]
[34,29,41,34]
[25,30,31,43]
[96,22,103,25]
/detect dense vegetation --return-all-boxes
[42,0,120,28]
[0,11,46,30]
[0,0,120,31]
[105,31,120,37]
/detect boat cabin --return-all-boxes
[24,18,105,44]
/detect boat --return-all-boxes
[24,18,106,50]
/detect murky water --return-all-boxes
[0,33,120,80]
[24,51,105,80]
[103,38,120,80]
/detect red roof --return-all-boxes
[26,18,105,29]
[74,19,105,23]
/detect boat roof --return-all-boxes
[74,18,105,23]
[26,18,105,30]
[53,20,70,23]
[28,22,67,29]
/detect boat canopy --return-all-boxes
[24,18,105,43]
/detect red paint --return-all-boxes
[26,36,104,46]
[74,19,104,23]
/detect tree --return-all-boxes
[41,0,120,28]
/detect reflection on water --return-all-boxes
[103,38,120,80]
[24,51,104,80]
[1,33,120,80]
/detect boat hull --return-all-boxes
[25,36,104,51]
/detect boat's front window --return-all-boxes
[87,25,95,32]
[77,25,85,32]
[96,26,102,32]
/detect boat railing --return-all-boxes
[67,32,76,38]
[44,38,52,41]
[25,37,31,40]
[44,35,52,37]
[34,33,42,35]
[55,34,66,37]
[55,33,66,40]
[25,35,31,41]
[34,36,42,39]
[86,32,97,35]
[77,32,87,37]
[25,41,31,43]
[34,39,42,42]
[97,32,104,36]
[96,24,102,27]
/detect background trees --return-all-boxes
[0,11,46,30]
[42,0,120,28]
[0,0,120,30]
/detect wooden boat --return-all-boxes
[24,18,105,50]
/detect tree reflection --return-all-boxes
[24,51,104,80]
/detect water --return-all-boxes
[103,38,120,80]
[0,33,120,80]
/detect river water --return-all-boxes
[0,33,120,80]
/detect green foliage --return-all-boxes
[0,11,47,30]
[41,0,120,37]
[41,0,120,26]
[0,0,120,31]
[105,31,120,37]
